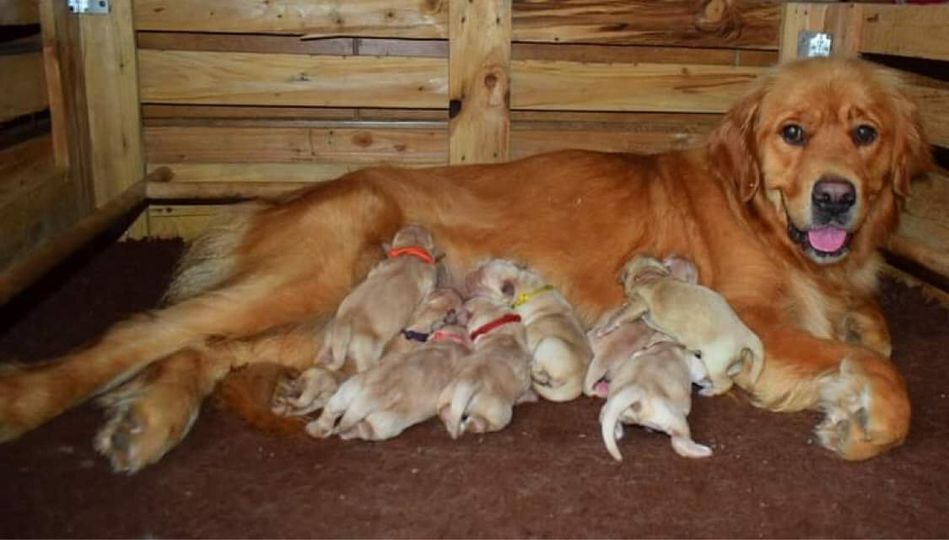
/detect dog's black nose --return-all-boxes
[812,177,856,215]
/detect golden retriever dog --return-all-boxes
[599,254,765,396]
[436,295,536,438]
[600,337,713,461]
[466,259,592,402]
[306,293,470,441]
[0,57,929,471]
[319,224,438,372]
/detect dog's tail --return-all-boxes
[328,322,352,371]
[600,385,644,462]
[212,363,305,436]
[439,379,481,439]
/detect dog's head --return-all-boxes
[709,57,932,265]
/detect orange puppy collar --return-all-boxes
[387,246,435,265]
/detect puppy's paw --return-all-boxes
[271,367,337,417]
[671,436,713,459]
[304,417,336,439]
[816,357,909,461]
[95,384,199,474]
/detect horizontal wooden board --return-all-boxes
[145,126,447,165]
[0,134,56,206]
[0,0,38,25]
[859,3,949,62]
[149,163,373,184]
[133,0,781,49]
[0,52,48,122]
[147,204,221,240]
[138,50,447,108]
[0,169,79,270]
[512,61,761,113]
[904,75,949,149]
[139,50,762,113]
[889,171,949,278]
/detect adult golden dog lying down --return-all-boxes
[0,58,931,472]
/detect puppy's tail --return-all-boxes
[439,379,481,439]
[328,322,352,371]
[600,385,643,462]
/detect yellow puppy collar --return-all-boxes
[510,285,555,309]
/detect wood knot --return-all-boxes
[352,132,373,147]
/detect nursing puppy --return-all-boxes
[466,259,592,402]
[600,336,713,461]
[604,254,764,395]
[436,295,536,438]
[321,224,438,372]
[272,288,464,418]
[306,290,470,440]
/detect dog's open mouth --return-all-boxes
[788,223,852,260]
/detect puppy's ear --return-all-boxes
[885,78,934,199]
[501,280,515,298]
[707,84,766,203]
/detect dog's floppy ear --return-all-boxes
[707,83,766,203]
[884,77,934,199]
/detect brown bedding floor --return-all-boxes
[0,239,947,538]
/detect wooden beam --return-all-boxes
[0,53,48,122]
[80,0,146,213]
[132,0,781,49]
[859,3,949,62]
[133,0,448,39]
[904,74,949,149]
[0,0,38,25]
[0,169,78,271]
[147,181,311,200]
[138,50,447,108]
[888,171,949,279]
[148,163,364,184]
[0,135,56,205]
[779,3,863,63]
[139,50,761,114]
[449,0,511,165]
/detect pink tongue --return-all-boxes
[808,227,848,252]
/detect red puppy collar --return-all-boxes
[388,246,435,265]
[469,313,522,342]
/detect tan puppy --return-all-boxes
[321,224,438,372]
[604,254,764,395]
[600,337,713,461]
[306,294,470,440]
[436,295,536,438]
[466,259,592,402]
[272,288,464,417]
[585,308,668,398]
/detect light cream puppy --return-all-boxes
[321,224,438,373]
[603,254,764,395]
[600,337,713,461]
[585,309,667,398]
[306,316,471,440]
[272,289,464,417]
[436,295,536,438]
[466,259,592,402]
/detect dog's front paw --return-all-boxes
[271,367,337,417]
[816,357,910,461]
[95,383,199,474]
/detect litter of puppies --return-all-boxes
[276,224,763,461]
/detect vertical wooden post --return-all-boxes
[779,3,864,63]
[448,0,511,165]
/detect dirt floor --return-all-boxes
[0,239,947,538]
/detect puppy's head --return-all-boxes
[817,356,910,461]
[390,224,435,251]
[661,254,698,284]
[412,288,465,331]
[618,255,669,292]
[464,259,541,302]
[708,57,932,266]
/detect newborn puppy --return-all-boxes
[466,259,591,402]
[600,337,713,461]
[306,291,470,440]
[321,224,438,372]
[436,295,536,438]
[604,254,764,395]
[273,289,464,417]
[585,308,665,398]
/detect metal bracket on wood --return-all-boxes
[67,0,111,14]
[797,31,833,58]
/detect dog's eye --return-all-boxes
[852,124,878,146]
[780,124,806,146]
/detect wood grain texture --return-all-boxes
[0,53,48,122]
[0,135,56,206]
[0,0,38,25]
[889,171,949,278]
[779,2,862,63]
[138,50,448,108]
[132,0,781,48]
[904,74,949,149]
[449,0,511,164]
[859,3,949,61]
